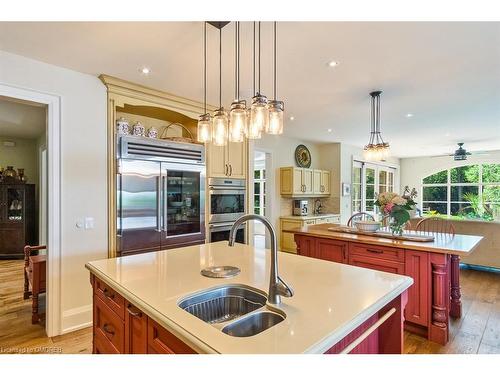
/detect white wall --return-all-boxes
[0,51,108,333]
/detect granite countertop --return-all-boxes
[86,241,412,353]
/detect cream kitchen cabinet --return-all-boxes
[207,140,247,179]
[279,214,340,253]
[280,167,330,197]
[312,169,331,195]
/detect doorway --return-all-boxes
[0,83,61,338]
[253,150,272,248]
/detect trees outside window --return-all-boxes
[421,164,500,221]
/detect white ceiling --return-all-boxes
[0,22,499,157]
[0,96,46,139]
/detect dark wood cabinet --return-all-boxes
[90,275,196,354]
[0,183,36,259]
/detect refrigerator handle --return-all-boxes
[162,175,167,233]
[156,176,161,232]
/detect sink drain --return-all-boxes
[201,266,241,278]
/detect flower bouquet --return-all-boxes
[375,191,417,236]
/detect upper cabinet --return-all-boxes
[280,167,331,197]
[207,141,247,179]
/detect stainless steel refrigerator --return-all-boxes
[116,136,205,257]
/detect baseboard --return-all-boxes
[60,304,92,335]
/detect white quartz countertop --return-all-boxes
[85,242,412,354]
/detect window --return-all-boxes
[421,164,500,221]
[352,161,397,216]
[254,169,266,215]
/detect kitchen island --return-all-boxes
[85,241,412,354]
[284,223,483,346]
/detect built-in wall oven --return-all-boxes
[116,136,205,257]
[208,178,246,244]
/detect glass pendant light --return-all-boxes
[267,22,284,135]
[229,22,246,143]
[247,22,268,139]
[197,22,212,143]
[212,25,229,146]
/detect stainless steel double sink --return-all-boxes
[178,285,285,337]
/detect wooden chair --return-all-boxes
[347,212,375,227]
[23,245,47,324]
[415,217,455,235]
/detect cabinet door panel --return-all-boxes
[404,250,429,326]
[302,169,314,195]
[349,254,405,275]
[207,144,227,178]
[313,169,322,194]
[322,170,331,195]
[295,235,316,257]
[147,318,196,354]
[125,301,147,354]
[94,295,124,353]
[293,168,304,195]
[227,140,246,179]
[317,239,347,263]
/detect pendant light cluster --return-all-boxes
[197,21,284,144]
[363,90,390,161]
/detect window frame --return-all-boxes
[421,164,500,219]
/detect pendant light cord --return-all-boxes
[253,21,256,95]
[273,21,277,100]
[219,27,222,109]
[203,22,207,115]
[258,21,261,94]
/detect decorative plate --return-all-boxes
[295,144,312,168]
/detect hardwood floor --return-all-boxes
[1,260,499,354]
[0,260,92,354]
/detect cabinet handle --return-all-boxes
[102,288,115,299]
[366,248,384,254]
[342,246,347,261]
[127,304,143,317]
[225,164,228,176]
[229,164,233,176]
[102,323,115,336]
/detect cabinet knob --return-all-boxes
[102,323,115,336]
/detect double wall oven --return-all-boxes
[208,178,246,244]
[117,136,205,257]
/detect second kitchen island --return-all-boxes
[284,223,483,345]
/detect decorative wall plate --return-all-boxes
[295,144,312,168]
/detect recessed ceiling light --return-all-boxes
[327,60,339,68]
[140,67,151,75]
[289,116,295,121]
[445,132,450,137]
[406,113,414,118]
[327,128,332,133]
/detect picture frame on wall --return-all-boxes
[342,182,351,196]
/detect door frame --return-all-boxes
[0,83,62,337]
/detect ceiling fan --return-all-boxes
[431,142,489,161]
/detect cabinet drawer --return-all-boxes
[94,295,125,353]
[94,278,125,320]
[147,318,196,354]
[94,329,120,354]
[349,243,404,263]
[349,254,405,275]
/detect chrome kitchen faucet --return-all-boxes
[228,214,294,305]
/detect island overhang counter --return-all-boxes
[85,241,412,354]
[283,223,484,346]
